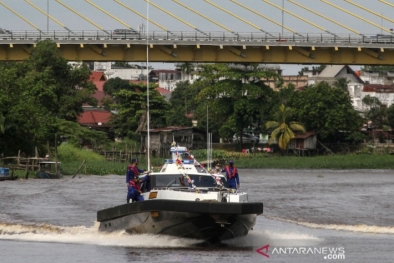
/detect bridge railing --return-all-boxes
[1,30,393,44]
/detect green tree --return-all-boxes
[194,63,278,145]
[0,40,98,155]
[362,95,387,129]
[266,104,306,150]
[298,65,326,76]
[113,62,132,68]
[333,77,350,92]
[179,62,194,81]
[289,82,362,141]
[103,77,132,96]
[166,81,202,126]
[110,83,169,138]
[361,65,394,76]
[387,103,394,129]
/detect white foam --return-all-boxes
[0,222,198,247]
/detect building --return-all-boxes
[149,69,182,91]
[359,70,394,85]
[308,65,364,86]
[94,62,150,81]
[287,132,317,156]
[264,75,308,90]
[78,72,113,137]
[362,84,394,108]
[140,126,205,156]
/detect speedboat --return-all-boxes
[97,145,263,243]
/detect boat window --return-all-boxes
[189,175,216,187]
[153,175,184,187]
[151,174,218,188]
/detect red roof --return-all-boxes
[89,72,107,92]
[78,110,111,126]
[363,84,394,93]
[94,81,105,92]
[83,90,111,107]
[89,71,107,81]
[155,87,172,94]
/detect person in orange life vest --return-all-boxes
[126,158,144,186]
[222,160,240,189]
[126,158,144,203]
[127,176,147,203]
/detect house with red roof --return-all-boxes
[78,72,112,133]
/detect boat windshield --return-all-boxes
[152,174,220,188]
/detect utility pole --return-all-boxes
[47,0,49,32]
[281,0,284,36]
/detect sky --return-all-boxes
[1,0,393,74]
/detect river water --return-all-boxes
[0,169,393,263]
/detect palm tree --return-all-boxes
[179,62,194,81]
[266,104,306,150]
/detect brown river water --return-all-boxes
[1,169,393,263]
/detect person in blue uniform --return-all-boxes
[126,158,144,185]
[223,160,240,189]
[127,175,148,203]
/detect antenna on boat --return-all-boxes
[146,0,151,171]
[206,105,212,171]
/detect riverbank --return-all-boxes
[8,152,394,178]
[54,153,394,176]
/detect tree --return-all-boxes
[103,77,132,96]
[298,65,326,76]
[361,65,394,76]
[0,40,97,155]
[362,95,387,129]
[113,62,132,68]
[193,63,278,146]
[288,82,362,142]
[387,104,394,129]
[266,104,306,150]
[179,62,194,81]
[333,77,350,92]
[110,83,169,138]
[166,81,202,126]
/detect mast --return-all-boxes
[146,0,151,170]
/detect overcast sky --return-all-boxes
[1,0,393,74]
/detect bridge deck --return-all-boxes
[1,31,393,64]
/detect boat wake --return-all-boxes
[0,222,198,248]
[0,221,322,248]
[267,216,394,235]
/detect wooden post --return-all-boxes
[47,141,50,160]
[72,160,86,179]
[17,150,20,166]
[55,133,58,177]
[24,157,30,179]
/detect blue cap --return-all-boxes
[229,160,234,164]
[131,158,138,163]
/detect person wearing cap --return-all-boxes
[223,160,240,189]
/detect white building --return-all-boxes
[94,62,150,80]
